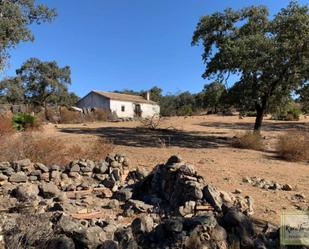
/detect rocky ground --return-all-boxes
[0,154,286,249]
[51,115,309,225]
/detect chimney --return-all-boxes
[146,91,150,101]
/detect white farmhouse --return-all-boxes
[76,90,160,118]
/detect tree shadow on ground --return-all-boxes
[60,126,231,149]
[198,121,308,132]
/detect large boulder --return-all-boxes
[39,182,60,199]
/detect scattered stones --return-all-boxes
[243,176,293,191]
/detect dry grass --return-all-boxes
[2,214,55,249]
[232,132,264,151]
[60,107,82,124]
[277,132,309,162]
[93,108,109,121]
[0,114,14,137]
[0,132,114,165]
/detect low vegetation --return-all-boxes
[12,113,42,131]
[277,132,309,162]
[0,132,113,165]
[0,114,14,136]
[232,132,264,151]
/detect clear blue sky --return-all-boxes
[2,0,308,97]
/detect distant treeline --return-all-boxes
[115,84,309,118]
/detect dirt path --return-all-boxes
[44,115,309,225]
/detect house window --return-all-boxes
[121,105,125,112]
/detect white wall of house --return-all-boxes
[77,92,160,118]
[110,100,135,118]
[110,100,160,118]
[77,92,110,109]
[140,103,160,118]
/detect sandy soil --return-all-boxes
[44,115,309,225]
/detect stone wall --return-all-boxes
[0,155,282,249]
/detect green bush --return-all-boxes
[176,105,193,116]
[244,111,256,117]
[271,104,301,121]
[12,113,36,131]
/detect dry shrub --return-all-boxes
[277,132,309,162]
[67,137,114,162]
[0,114,14,136]
[60,107,82,124]
[94,108,109,121]
[232,132,264,151]
[25,117,43,131]
[0,133,114,165]
[2,214,55,249]
[140,114,162,130]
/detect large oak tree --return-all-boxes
[192,1,309,131]
[16,58,71,106]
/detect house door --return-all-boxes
[134,104,142,117]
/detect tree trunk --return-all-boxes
[254,107,264,132]
[254,98,267,132]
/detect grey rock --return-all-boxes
[47,235,76,249]
[9,172,27,183]
[165,217,183,233]
[14,159,32,169]
[40,172,50,181]
[102,177,117,189]
[70,164,80,172]
[0,174,8,181]
[13,183,39,201]
[50,165,60,171]
[179,201,196,216]
[39,182,60,198]
[111,168,122,181]
[203,184,223,211]
[167,155,182,164]
[94,162,109,174]
[28,175,38,181]
[132,215,154,234]
[30,170,42,176]
[57,215,84,235]
[124,200,153,214]
[282,184,293,191]
[114,188,133,201]
[36,162,49,173]
[0,162,10,171]
[51,171,61,181]
[75,226,106,248]
[68,172,80,178]
[98,240,118,249]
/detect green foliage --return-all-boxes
[12,113,36,131]
[297,84,309,113]
[192,1,309,130]
[271,101,302,121]
[202,82,226,113]
[15,58,72,106]
[176,105,193,116]
[0,77,24,104]
[243,111,256,117]
[0,0,56,70]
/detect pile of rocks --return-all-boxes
[0,155,282,249]
[242,176,293,191]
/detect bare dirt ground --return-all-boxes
[43,114,309,225]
